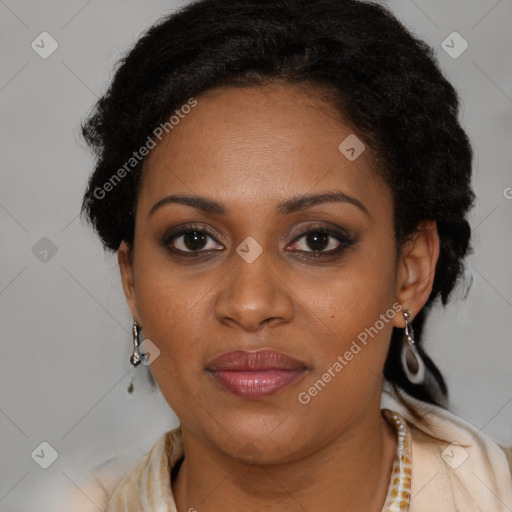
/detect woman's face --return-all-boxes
[119,83,436,463]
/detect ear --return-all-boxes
[393,220,440,328]
[118,240,140,322]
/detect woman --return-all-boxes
[79,0,512,510]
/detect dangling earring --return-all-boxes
[400,309,426,385]
[130,320,142,367]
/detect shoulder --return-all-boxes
[28,446,146,512]
[104,426,183,511]
[382,389,512,512]
[50,427,182,512]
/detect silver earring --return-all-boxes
[130,321,142,367]
[400,310,426,385]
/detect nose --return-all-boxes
[214,247,294,332]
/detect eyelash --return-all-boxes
[162,223,355,260]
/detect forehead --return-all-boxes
[138,84,390,220]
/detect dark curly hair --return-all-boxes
[80,0,475,413]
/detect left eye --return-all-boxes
[289,229,347,254]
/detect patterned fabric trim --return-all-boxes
[381,409,412,512]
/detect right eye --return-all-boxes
[163,225,224,255]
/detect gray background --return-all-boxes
[1,0,511,510]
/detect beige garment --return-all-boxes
[63,389,512,511]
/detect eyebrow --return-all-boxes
[148,190,369,218]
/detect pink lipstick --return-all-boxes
[206,349,307,399]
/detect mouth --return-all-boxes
[206,349,308,399]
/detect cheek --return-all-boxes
[133,264,208,415]
[295,238,397,340]
[132,238,202,334]
[130,245,222,399]
[130,251,193,369]
[135,278,206,366]
[294,238,398,392]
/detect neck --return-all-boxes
[172,396,397,512]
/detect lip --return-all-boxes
[206,350,308,399]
